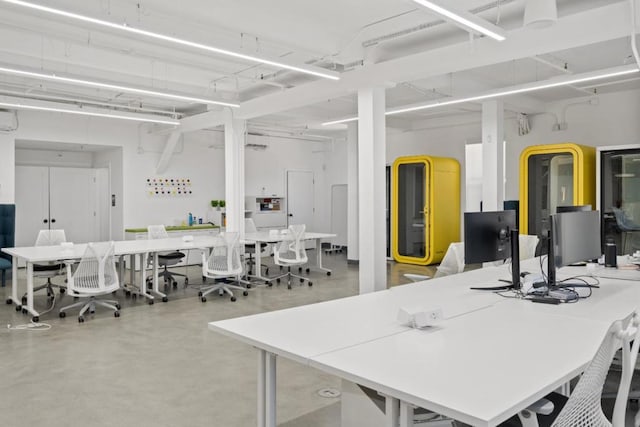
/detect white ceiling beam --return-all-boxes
[234,2,631,121]
[178,109,227,133]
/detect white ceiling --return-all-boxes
[0,0,637,136]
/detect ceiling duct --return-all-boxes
[523,0,557,29]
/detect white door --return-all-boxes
[286,170,314,229]
[15,166,49,247]
[49,167,99,244]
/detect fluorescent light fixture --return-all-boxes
[1,0,340,81]
[0,65,239,107]
[387,65,640,115]
[0,96,179,125]
[322,65,640,125]
[411,0,506,41]
[321,117,359,126]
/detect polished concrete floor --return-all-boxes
[0,252,437,427]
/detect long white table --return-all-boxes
[209,260,640,427]
[3,236,222,320]
[244,231,336,283]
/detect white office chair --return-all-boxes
[22,229,67,305]
[244,218,270,276]
[511,310,640,427]
[200,232,250,302]
[434,242,465,278]
[519,234,540,260]
[58,241,121,323]
[270,224,312,289]
[147,225,188,288]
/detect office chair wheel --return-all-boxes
[265,268,269,274]
[125,290,131,297]
[308,281,313,286]
[21,296,26,305]
[131,293,137,300]
[243,291,248,296]
[162,296,168,303]
[59,312,66,318]
[78,316,85,323]
[306,268,310,273]
[32,316,39,323]
[201,296,207,302]
[60,288,65,294]
[114,311,120,318]
[22,308,27,315]
[246,283,251,289]
[198,291,203,297]
[15,305,21,312]
[184,278,189,285]
[90,309,95,314]
[298,267,302,273]
[148,300,154,305]
[326,272,331,276]
[247,270,252,275]
[267,282,273,287]
[276,278,281,284]
[299,278,304,283]
[230,296,237,302]
[172,281,178,288]
[5,298,11,305]
[115,303,121,310]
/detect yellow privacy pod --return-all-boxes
[519,143,596,236]
[392,155,460,265]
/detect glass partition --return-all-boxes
[396,162,426,258]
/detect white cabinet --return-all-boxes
[245,196,287,230]
[124,226,219,270]
[15,166,106,247]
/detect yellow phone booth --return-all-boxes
[519,143,596,249]
[392,155,460,265]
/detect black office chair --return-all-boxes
[0,204,15,287]
[147,225,188,288]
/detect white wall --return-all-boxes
[0,133,15,203]
[94,147,124,240]
[15,148,93,167]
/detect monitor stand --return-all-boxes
[510,228,520,290]
[547,224,556,288]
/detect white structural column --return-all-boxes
[481,100,504,211]
[347,122,359,262]
[224,108,246,234]
[357,87,386,294]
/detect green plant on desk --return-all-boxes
[211,200,220,210]
[219,200,226,209]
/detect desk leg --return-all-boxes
[248,244,270,284]
[257,349,277,427]
[399,401,413,427]
[8,256,18,307]
[137,253,156,303]
[384,395,399,427]
[150,252,167,302]
[309,238,331,276]
[25,262,39,319]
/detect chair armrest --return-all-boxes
[525,398,554,415]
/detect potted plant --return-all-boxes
[211,200,220,210]
[219,200,226,211]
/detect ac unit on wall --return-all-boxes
[0,110,17,131]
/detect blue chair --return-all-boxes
[0,204,15,287]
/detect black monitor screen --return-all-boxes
[464,210,517,264]
[556,205,592,213]
[552,210,601,268]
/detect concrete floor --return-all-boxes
[0,252,437,427]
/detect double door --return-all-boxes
[15,166,107,247]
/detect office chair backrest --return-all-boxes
[612,207,640,231]
[147,225,169,240]
[244,218,258,233]
[0,204,15,264]
[434,242,464,278]
[70,241,119,292]
[275,224,308,264]
[552,310,640,427]
[35,229,66,246]
[203,232,242,275]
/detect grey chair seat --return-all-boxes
[158,252,185,261]
[33,263,63,272]
[0,258,10,270]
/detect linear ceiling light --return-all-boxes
[0,97,179,125]
[0,0,340,81]
[0,66,239,107]
[411,0,506,41]
[322,65,640,125]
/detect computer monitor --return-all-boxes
[556,205,592,213]
[547,210,601,286]
[464,210,520,288]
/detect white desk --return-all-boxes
[3,236,221,320]
[243,231,336,282]
[208,261,635,427]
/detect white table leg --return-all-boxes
[150,252,167,301]
[248,242,270,284]
[9,255,18,307]
[399,401,414,427]
[309,238,332,276]
[136,253,155,303]
[25,262,39,318]
[266,351,277,427]
[385,395,399,427]
[258,350,266,427]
